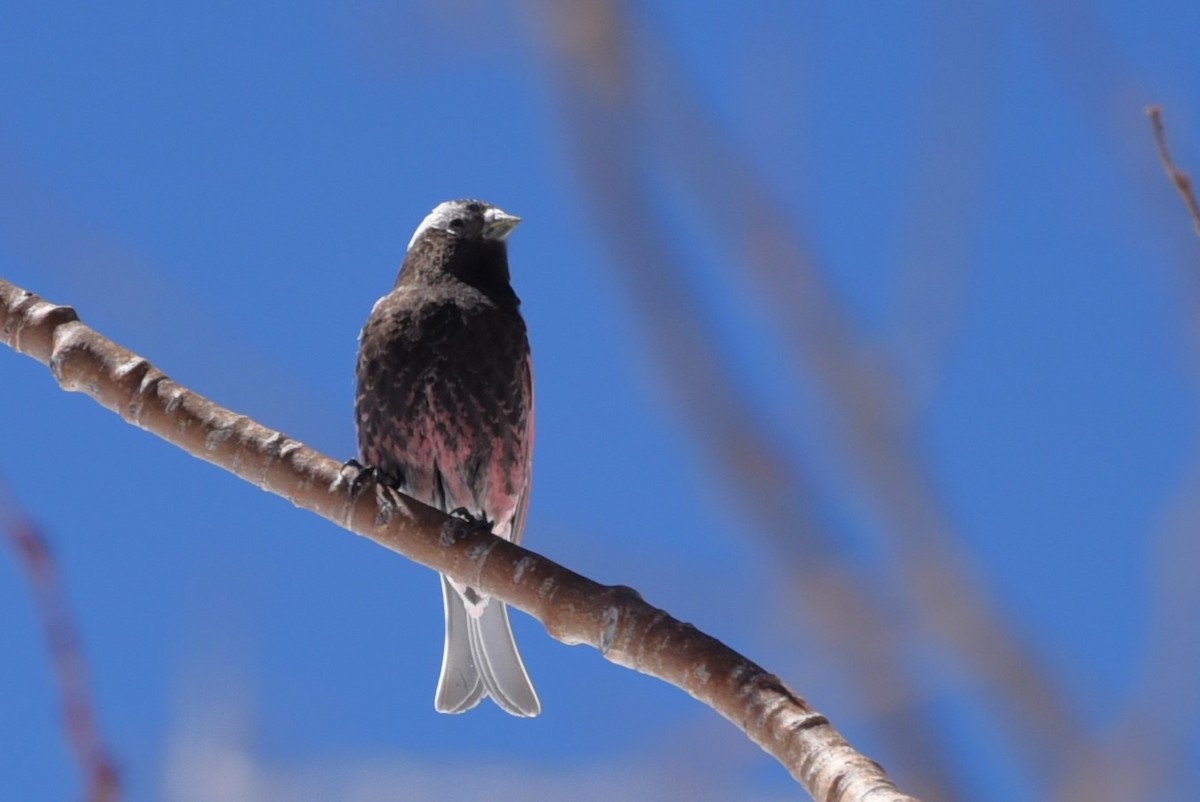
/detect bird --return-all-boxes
[354,199,540,717]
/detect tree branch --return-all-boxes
[1146,105,1200,239]
[0,276,917,802]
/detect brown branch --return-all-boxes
[0,477,120,802]
[0,276,918,801]
[1146,105,1200,239]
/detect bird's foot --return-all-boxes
[448,506,484,524]
[339,459,379,494]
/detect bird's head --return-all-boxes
[407,199,520,250]
[398,199,522,299]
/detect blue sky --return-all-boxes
[2,2,1199,800]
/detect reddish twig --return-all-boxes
[1146,105,1200,238]
[0,477,120,802]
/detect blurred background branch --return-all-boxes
[1147,106,1200,238]
[1,475,120,802]
[525,2,1088,798]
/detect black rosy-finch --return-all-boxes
[354,199,540,717]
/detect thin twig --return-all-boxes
[0,276,918,802]
[1147,105,1200,238]
[0,477,120,802]
[1019,9,1200,798]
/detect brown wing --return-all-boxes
[506,351,534,545]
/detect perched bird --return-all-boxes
[354,199,540,717]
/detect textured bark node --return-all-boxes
[0,277,919,802]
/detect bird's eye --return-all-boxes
[448,218,465,232]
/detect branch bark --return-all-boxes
[0,276,917,802]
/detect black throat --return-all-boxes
[398,233,519,307]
